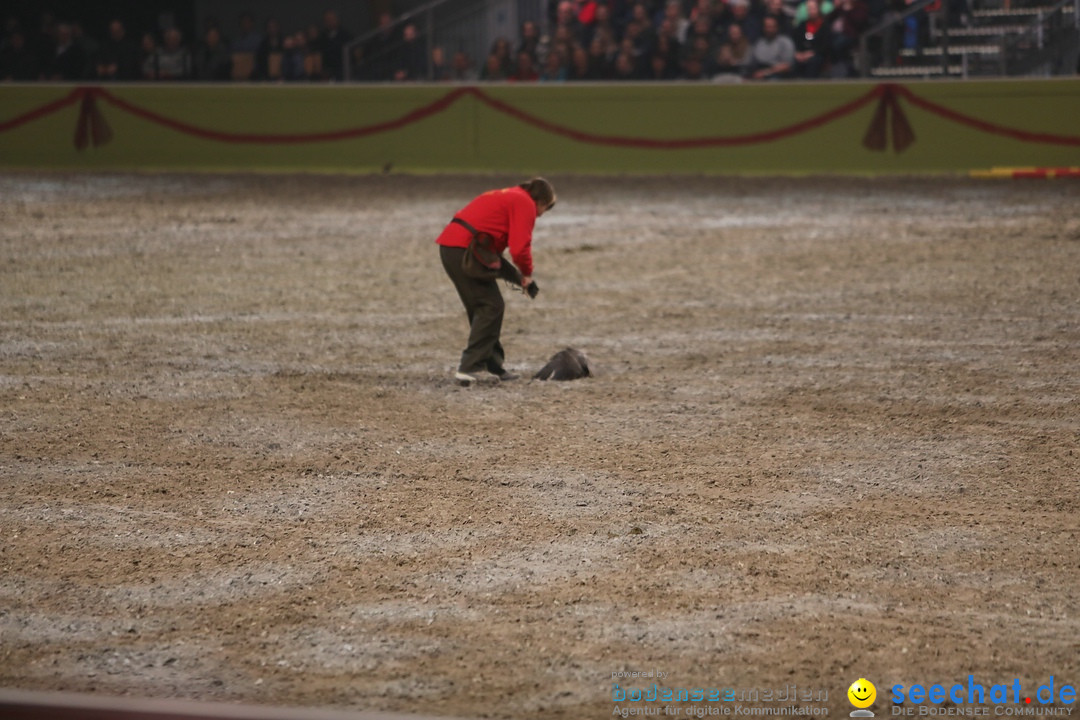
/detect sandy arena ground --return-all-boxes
[0,172,1078,719]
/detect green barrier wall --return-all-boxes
[1,80,1078,175]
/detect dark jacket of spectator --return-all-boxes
[97,21,140,79]
[516,20,541,60]
[46,24,87,80]
[825,0,869,73]
[792,0,832,77]
[72,23,99,78]
[195,27,232,80]
[256,19,286,80]
[231,13,262,54]
[362,12,399,80]
[281,33,308,81]
[0,31,41,80]
[394,24,426,81]
[318,10,352,80]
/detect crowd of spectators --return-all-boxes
[0,0,928,84]
[0,9,367,82]
[499,0,883,82]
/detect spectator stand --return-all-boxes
[343,0,545,82]
[858,0,1079,76]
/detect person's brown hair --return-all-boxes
[519,177,556,211]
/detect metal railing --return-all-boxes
[857,0,951,77]
[858,0,1080,77]
[343,0,544,82]
[345,0,446,82]
[999,0,1080,74]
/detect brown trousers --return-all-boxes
[439,245,506,374]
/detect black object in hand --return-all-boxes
[526,281,539,299]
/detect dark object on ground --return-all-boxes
[534,348,590,381]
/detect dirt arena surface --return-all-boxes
[1,171,1078,719]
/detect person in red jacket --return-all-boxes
[436,177,557,385]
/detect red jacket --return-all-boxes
[436,186,536,277]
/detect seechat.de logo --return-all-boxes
[890,676,1077,706]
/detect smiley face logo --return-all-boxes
[848,678,877,709]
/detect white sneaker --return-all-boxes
[454,371,478,386]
